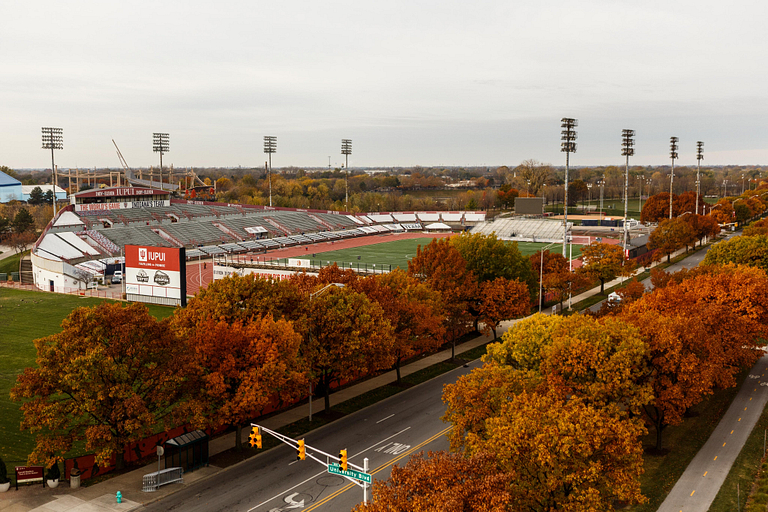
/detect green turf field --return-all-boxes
[305,237,583,271]
[0,288,175,463]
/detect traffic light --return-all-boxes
[297,439,306,461]
[339,449,348,471]
[249,426,262,449]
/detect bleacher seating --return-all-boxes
[470,218,567,241]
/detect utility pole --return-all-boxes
[560,118,577,257]
[669,136,678,220]
[41,127,63,216]
[696,141,704,215]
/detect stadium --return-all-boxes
[27,186,489,299]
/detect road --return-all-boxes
[587,233,733,313]
[144,360,481,512]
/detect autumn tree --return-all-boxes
[593,278,646,316]
[496,183,519,208]
[173,273,303,335]
[621,265,768,449]
[450,231,536,291]
[702,234,768,272]
[408,237,478,359]
[477,277,530,339]
[647,217,696,262]
[302,286,395,413]
[355,451,513,512]
[476,390,646,511]
[640,192,677,223]
[11,303,190,468]
[682,212,720,246]
[744,217,768,236]
[579,242,629,293]
[709,199,734,224]
[178,316,306,450]
[354,269,445,383]
[6,230,37,255]
[514,159,552,196]
[676,190,706,215]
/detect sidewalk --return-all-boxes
[0,246,694,512]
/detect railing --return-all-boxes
[142,467,184,492]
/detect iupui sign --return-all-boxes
[125,245,186,307]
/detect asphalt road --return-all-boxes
[143,360,481,512]
[587,233,734,313]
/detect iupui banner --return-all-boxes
[125,245,186,307]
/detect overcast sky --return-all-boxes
[1,1,766,170]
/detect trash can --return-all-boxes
[70,468,80,489]
[10,272,19,282]
[0,273,6,281]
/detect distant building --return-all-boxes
[21,185,67,202]
[0,169,22,202]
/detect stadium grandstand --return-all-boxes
[471,217,570,242]
[28,186,485,293]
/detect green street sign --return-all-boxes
[328,463,372,484]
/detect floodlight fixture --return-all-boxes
[341,139,352,210]
[669,136,679,220]
[41,127,63,216]
[152,132,169,190]
[696,141,704,214]
[264,136,277,207]
[560,118,577,257]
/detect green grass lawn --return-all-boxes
[306,238,583,272]
[0,250,29,276]
[0,288,175,464]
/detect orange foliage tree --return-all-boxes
[709,199,734,224]
[355,451,512,512]
[178,316,306,450]
[744,217,768,236]
[354,269,445,383]
[681,212,720,246]
[641,192,677,222]
[647,217,696,262]
[302,286,395,413]
[578,242,629,294]
[11,303,190,468]
[477,277,530,339]
[408,237,478,359]
[620,265,768,449]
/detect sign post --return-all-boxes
[15,466,44,490]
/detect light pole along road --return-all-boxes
[143,360,481,512]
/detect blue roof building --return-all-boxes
[0,169,22,203]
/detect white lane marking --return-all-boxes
[376,414,395,424]
[248,426,411,511]
[375,442,411,454]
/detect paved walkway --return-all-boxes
[0,243,700,511]
[658,355,768,512]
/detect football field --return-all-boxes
[307,238,583,270]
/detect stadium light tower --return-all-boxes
[341,139,352,211]
[264,136,277,207]
[621,129,635,253]
[696,141,704,215]
[669,136,678,220]
[152,132,169,190]
[560,118,577,257]
[41,127,63,216]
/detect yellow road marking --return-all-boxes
[302,426,452,511]
[750,397,753,401]
[731,430,734,434]
[714,456,718,461]
[739,418,742,421]
[745,407,748,410]
[691,490,695,497]
[703,471,708,477]
[723,442,727,447]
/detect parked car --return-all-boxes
[111,270,123,284]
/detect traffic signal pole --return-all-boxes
[251,423,371,505]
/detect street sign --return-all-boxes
[328,463,372,483]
